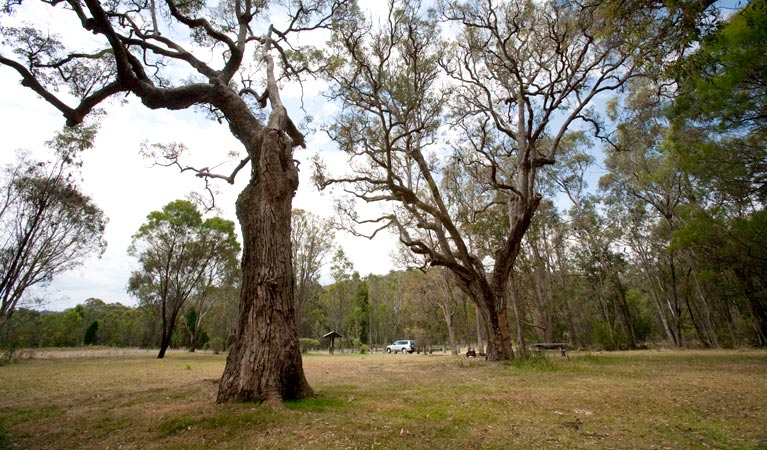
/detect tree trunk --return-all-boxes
[439,302,458,355]
[612,274,637,349]
[682,269,711,347]
[735,267,767,346]
[157,307,179,359]
[189,332,197,352]
[476,290,515,361]
[691,269,720,348]
[667,253,684,347]
[438,271,460,355]
[474,304,484,354]
[217,126,313,405]
[530,243,555,342]
[158,333,170,359]
[508,275,526,359]
[638,252,678,347]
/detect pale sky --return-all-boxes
[0,1,399,311]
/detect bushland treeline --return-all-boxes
[1,240,763,353]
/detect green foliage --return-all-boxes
[128,199,240,357]
[184,308,197,341]
[133,200,202,240]
[351,273,369,345]
[626,290,655,344]
[0,138,107,328]
[671,0,767,207]
[592,322,626,351]
[299,338,321,353]
[0,300,147,350]
[83,320,99,346]
[662,1,767,346]
[205,337,226,354]
[674,0,767,131]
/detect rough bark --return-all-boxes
[217,124,312,404]
[158,335,170,359]
[471,280,515,360]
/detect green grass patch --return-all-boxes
[0,418,11,450]
[285,395,347,412]
[1,406,62,424]
[158,416,197,436]
[503,351,560,371]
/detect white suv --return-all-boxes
[386,340,415,354]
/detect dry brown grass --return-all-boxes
[1,348,765,449]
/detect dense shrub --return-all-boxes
[83,320,99,346]
[299,338,321,353]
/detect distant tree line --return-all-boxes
[0,297,238,352]
[2,239,763,354]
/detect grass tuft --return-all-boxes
[285,395,347,412]
[158,417,197,436]
[0,418,11,450]
[503,351,560,371]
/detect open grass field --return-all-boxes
[1,349,765,449]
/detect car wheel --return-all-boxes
[387,348,391,353]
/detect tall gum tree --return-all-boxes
[317,0,715,360]
[440,0,717,358]
[0,0,349,404]
[128,200,239,359]
[0,129,107,329]
[291,209,335,335]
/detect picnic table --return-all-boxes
[528,342,569,358]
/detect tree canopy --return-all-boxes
[128,199,239,358]
[0,128,106,329]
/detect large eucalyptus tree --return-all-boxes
[317,0,714,360]
[0,0,348,404]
